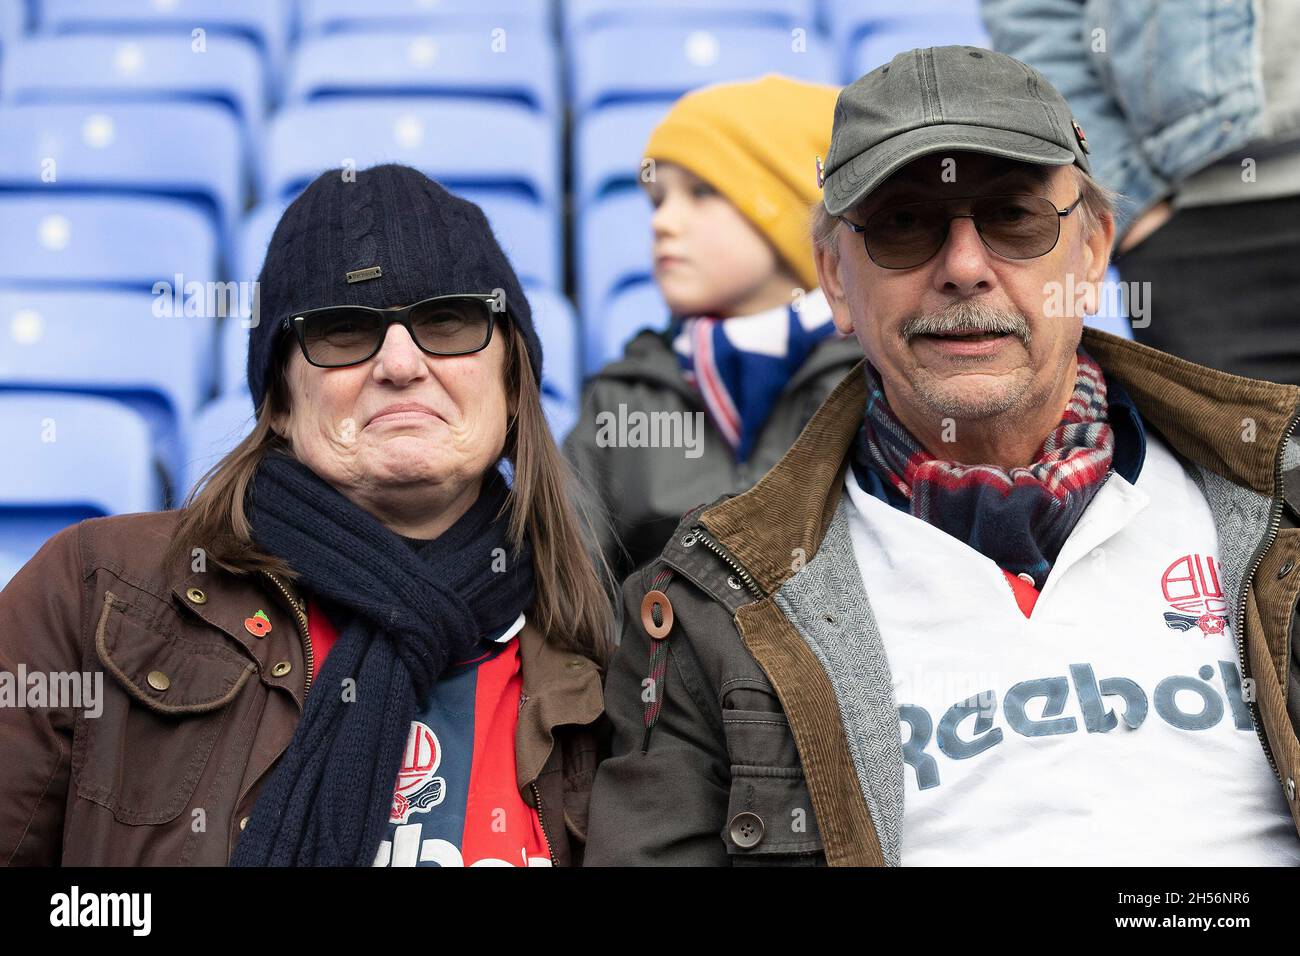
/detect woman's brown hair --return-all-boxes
[167,321,613,666]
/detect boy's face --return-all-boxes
[644,162,794,318]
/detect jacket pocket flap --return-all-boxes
[96,590,255,714]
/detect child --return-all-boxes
[565,74,861,583]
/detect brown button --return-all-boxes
[271,661,292,677]
[728,811,765,849]
[146,670,170,691]
[640,589,673,640]
[239,816,249,831]
[185,587,207,605]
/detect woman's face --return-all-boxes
[271,310,511,529]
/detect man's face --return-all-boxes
[816,152,1112,429]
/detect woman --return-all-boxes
[0,164,611,867]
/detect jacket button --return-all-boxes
[185,587,207,605]
[146,670,170,691]
[729,811,765,849]
[239,816,249,831]
[271,661,292,677]
[1278,560,1295,580]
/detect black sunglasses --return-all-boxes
[841,193,1084,270]
[286,293,500,369]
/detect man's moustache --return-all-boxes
[900,307,1032,346]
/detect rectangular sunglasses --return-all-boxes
[287,293,500,369]
[844,193,1084,270]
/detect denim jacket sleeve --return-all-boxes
[980,0,1171,236]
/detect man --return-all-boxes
[585,46,1300,866]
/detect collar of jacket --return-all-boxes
[699,327,1300,596]
[514,621,605,793]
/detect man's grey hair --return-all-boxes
[810,165,1118,264]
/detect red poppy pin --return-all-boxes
[244,609,272,637]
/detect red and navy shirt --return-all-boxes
[306,599,552,867]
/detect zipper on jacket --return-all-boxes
[687,525,766,598]
[1233,408,1300,782]
[530,781,558,867]
[261,570,315,698]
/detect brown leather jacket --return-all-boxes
[0,510,605,866]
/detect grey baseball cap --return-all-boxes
[821,45,1093,217]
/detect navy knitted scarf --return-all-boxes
[230,451,534,866]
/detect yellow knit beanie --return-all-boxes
[643,73,840,291]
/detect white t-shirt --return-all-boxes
[843,431,1300,865]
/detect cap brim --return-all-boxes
[823,123,1077,217]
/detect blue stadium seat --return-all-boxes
[183,390,254,500]
[297,0,549,37]
[0,193,217,291]
[826,0,981,48]
[0,288,212,499]
[219,314,253,397]
[286,29,558,116]
[578,190,654,353]
[848,19,989,79]
[528,285,580,412]
[541,390,577,445]
[475,195,561,290]
[0,34,267,178]
[571,24,837,115]
[262,99,558,216]
[0,2,25,55]
[0,102,244,265]
[234,200,288,286]
[565,0,817,39]
[38,0,289,95]
[590,280,668,372]
[0,392,161,585]
[574,102,668,207]
[825,0,989,78]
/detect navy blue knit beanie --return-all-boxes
[247,163,543,411]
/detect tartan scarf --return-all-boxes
[673,288,837,462]
[852,348,1114,587]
